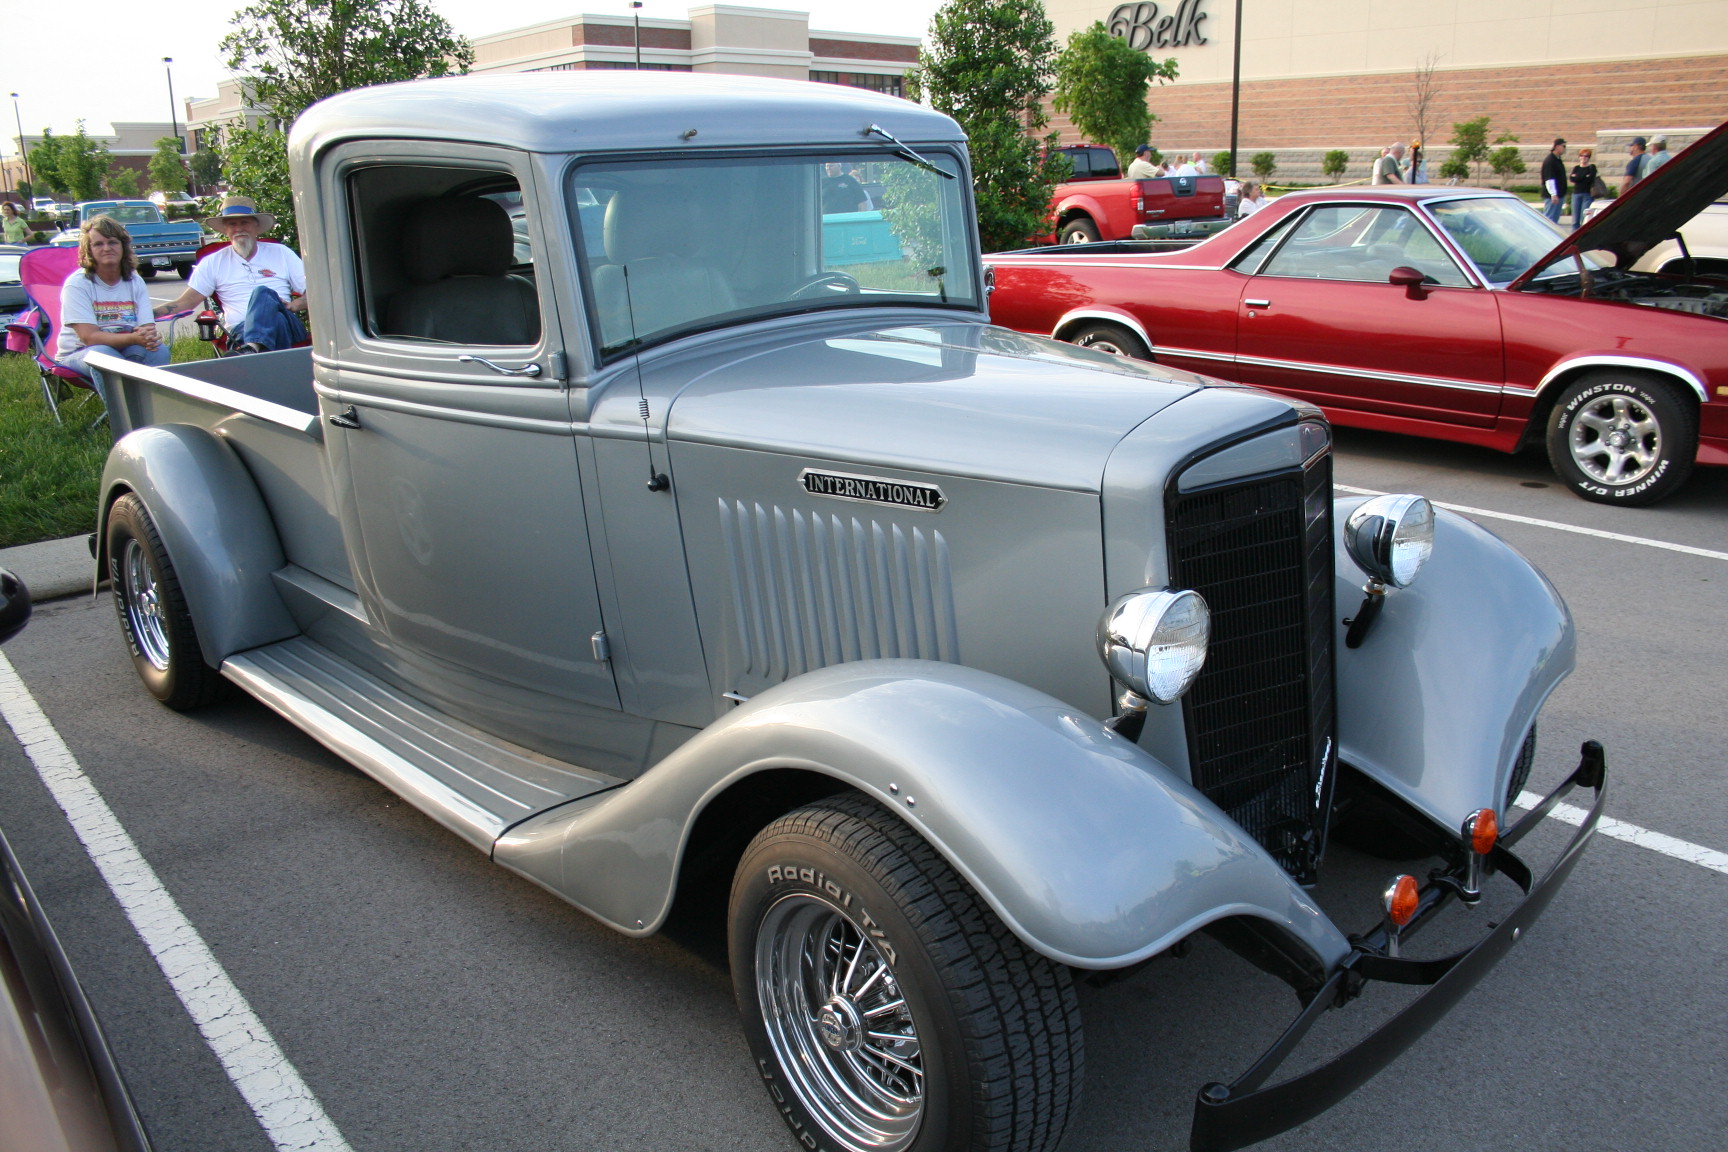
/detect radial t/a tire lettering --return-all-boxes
[105,493,231,710]
[730,793,1083,1152]
[1545,370,1696,506]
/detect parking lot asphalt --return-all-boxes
[1,428,1724,1152]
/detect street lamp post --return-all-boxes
[1228,0,1242,183]
[632,2,644,69]
[8,93,30,195]
[164,57,182,153]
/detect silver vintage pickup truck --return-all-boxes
[84,74,1604,1152]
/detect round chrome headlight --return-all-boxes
[1096,588,1210,704]
[1344,494,1434,588]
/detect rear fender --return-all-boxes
[1335,501,1575,829]
[1053,307,1153,349]
[494,659,1352,972]
[99,424,297,666]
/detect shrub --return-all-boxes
[1321,149,1349,180]
[1211,151,1235,177]
[1250,151,1278,179]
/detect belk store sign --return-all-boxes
[1107,1,1209,50]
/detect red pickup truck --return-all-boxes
[1046,144,1228,244]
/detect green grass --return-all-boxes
[0,336,213,548]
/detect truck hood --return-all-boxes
[1511,119,1728,288]
[666,323,1210,492]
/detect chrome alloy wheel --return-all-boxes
[1569,393,1662,486]
[121,537,171,671]
[756,893,924,1151]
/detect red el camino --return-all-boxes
[985,122,1728,505]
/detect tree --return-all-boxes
[220,0,475,243]
[33,122,113,202]
[1488,132,1526,186]
[1210,151,1234,177]
[1437,154,1470,183]
[914,0,1069,252]
[189,146,223,195]
[14,179,31,204]
[1251,151,1277,180]
[27,130,68,198]
[148,137,189,195]
[1407,52,1442,152]
[1449,116,1492,182]
[109,167,144,198]
[1321,149,1348,181]
[1051,21,1177,172]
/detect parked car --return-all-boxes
[0,568,155,1152]
[50,200,204,279]
[147,190,200,214]
[1628,198,1728,277]
[1044,149,1229,244]
[986,122,1728,505]
[81,73,1603,1152]
[0,243,27,318]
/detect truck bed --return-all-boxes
[89,347,351,589]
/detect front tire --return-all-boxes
[137,266,157,280]
[106,493,230,710]
[1058,217,1099,245]
[731,794,1082,1152]
[172,261,195,280]
[1068,321,1150,361]
[1545,371,1695,505]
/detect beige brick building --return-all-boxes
[1044,0,1728,180]
[470,5,919,96]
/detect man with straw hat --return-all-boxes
[156,195,308,352]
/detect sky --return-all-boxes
[0,0,943,149]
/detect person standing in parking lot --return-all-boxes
[1540,139,1567,222]
[1622,137,1648,194]
[1372,143,1406,184]
[1126,144,1161,180]
[1,201,28,244]
[1569,148,1598,228]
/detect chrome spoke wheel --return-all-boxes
[1568,393,1662,486]
[121,537,171,671]
[756,893,923,1151]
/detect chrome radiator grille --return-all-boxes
[1165,452,1335,882]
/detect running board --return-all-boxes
[222,637,625,851]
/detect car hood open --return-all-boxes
[1510,119,1728,289]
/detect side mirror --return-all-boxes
[0,567,31,645]
[1388,265,1429,299]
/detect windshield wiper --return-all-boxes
[862,124,956,180]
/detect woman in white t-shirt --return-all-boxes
[57,215,169,395]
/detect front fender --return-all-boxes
[495,660,1352,972]
[1335,500,1575,829]
[99,424,297,667]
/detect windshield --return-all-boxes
[1424,196,1602,284]
[84,202,163,227]
[0,254,19,283]
[569,149,979,358]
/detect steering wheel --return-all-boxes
[788,272,862,300]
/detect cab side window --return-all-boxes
[1259,205,1470,287]
[349,164,542,347]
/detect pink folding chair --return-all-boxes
[4,247,103,424]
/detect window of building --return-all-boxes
[811,71,905,98]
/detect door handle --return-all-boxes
[1244,299,1272,308]
[327,405,361,430]
[458,355,542,378]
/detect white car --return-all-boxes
[1584,196,1728,277]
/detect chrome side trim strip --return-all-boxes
[1534,355,1709,403]
[1234,352,1506,395]
[1157,345,1238,365]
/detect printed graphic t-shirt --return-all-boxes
[58,270,155,357]
[189,241,307,328]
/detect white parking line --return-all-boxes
[1515,791,1728,877]
[0,654,354,1152]
[1335,483,1728,562]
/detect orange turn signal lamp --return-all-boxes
[1382,874,1419,928]
[1463,808,1498,856]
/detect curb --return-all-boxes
[0,535,95,602]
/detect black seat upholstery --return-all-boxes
[385,198,540,346]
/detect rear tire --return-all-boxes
[1545,370,1695,505]
[1058,217,1099,245]
[137,266,157,281]
[172,261,195,280]
[106,494,230,710]
[731,793,1083,1152]
[1068,321,1150,361]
